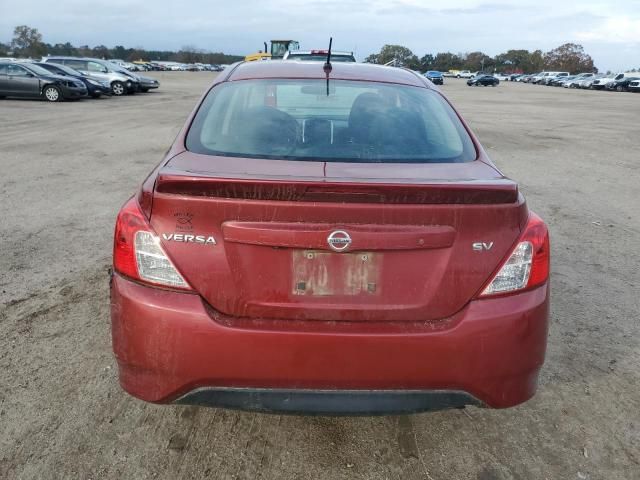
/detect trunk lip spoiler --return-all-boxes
[154,172,519,204]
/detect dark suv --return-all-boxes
[424,71,444,85]
[0,62,87,101]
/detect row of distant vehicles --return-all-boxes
[422,70,500,87]
[111,60,228,72]
[0,56,161,101]
[512,71,640,92]
[439,69,640,92]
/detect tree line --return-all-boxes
[1,25,244,64]
[365,44,601,74]
[6,25,636,74]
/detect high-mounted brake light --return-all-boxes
[113,198,191,290]
[480,212,549,297]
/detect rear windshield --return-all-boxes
[186,79,476,163]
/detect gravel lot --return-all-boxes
[1,73,638,480]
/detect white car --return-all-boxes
[592,74,618,90]
[629,79,640,92]
[493,73,510,81]
[456,70,473,78]
[592,72,636,89]
[540,72,569,85]
[564,73,594,88]
[530,72,549,84]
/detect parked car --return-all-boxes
[509,74,524,81]
[606,76,640,92]
[564,73,594,88]
[493,73,510,81]
[423,70,443,85]
[579,73,604,89]
[524,73,542,83]
[0,61,87,101]
[33,62,111,98]
[467,74,499,86]
[530,72,548,84]
[43,56,138,95]
[629,79,640,92]
[111,61,550,415]
[594,72,639,90]
[456,70,473,78]
[541,72,569,85]
[109,63,160,92]
[592,74,618,90]
[111,59,140,71]
[283,50,356,62]
[550,75,574,87]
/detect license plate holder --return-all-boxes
[292,250,380,296]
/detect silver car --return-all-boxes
[107,62,160,92]
[42,57,137,95]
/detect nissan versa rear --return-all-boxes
[111,61,550,415]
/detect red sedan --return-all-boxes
[111,60,550,415]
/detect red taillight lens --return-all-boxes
[523,213,550,289]
[113,197,192,291]
[113,198,147,280]
[480,212,550,297]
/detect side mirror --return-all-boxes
[25,72,34,77]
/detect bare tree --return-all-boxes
[11,25,46,58]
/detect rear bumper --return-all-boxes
[175,387,481,415]
[111,274,549,413]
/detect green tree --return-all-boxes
[365,45,420,69]
[0,42,9,56]
[364,53,379,64]
[529,50,545,72]
[419,54,435,71]
[92,45,110,59]
[47,42,76,56]
[11,25,46,58]
[463,51,494,72]
[495,49,534,73]
[112,45,129,60]
[432,52,463,72]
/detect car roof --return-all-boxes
[46,56,106,62]
[227,61,429,88]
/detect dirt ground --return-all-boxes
[1,73,638,480]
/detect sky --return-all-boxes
[1,0,639,71]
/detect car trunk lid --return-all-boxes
[149,153,526,322]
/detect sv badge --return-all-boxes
[472,242,494,251]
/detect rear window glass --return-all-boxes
[287,54,356,62]
[186,79,476,163]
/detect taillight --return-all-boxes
[113,197,192,290]
[480,212,549,297]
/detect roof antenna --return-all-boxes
[323,37,333,96]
